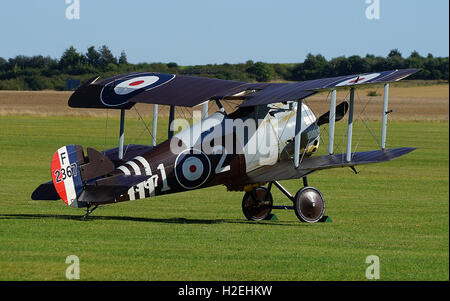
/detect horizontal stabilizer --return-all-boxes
[78,174,152,204]
[31,181,60,200]
[89,174,152,192]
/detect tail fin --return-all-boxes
[51,145,86,207]
[50,145,115,207]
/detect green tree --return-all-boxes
[246,61,274,82]
[98,45,117,67]
[328,56,351,77]
[385,49,405,70]
[388,49,402,58]
[13,62,20,74]
[86,46,101,67]
[59,46,83,69]
[167,62,178,68]
[118,51,128,65]
[272,63,291,80]
[291,54,328,81]
[347,55,370,74]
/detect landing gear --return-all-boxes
[81,204,98,221]
[242,186,273,221]
[241,177,327,223]
[293,187,325,223]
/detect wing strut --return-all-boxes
[345,88,355,162]
[381,83,389,150]
[152,104,158,146]
[202,102,209,120]
[328,89,337,155]
[168,105,175,139]
[294,99,303,168]
[118,108,125,160]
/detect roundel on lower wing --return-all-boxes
[336,73,380,87]
[100,73,175,107]
[174,149,211,189]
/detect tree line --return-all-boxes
[0,45,447,91]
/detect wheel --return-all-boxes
[293,186,325,223]
[242,187,273,221]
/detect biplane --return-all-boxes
[32,68,419,222]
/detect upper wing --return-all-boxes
[68,69,419,109]
[239,69,419,107]
[68,72,263,109]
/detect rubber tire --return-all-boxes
[242,187,273,221]
[293,186,325,223]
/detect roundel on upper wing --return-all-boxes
[113,76,160,95]
[336,73,380,87]
[100,73,175,107]
[174,149,211,189]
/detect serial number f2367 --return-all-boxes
[54,163,78,183]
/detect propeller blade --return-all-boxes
[317,101,349,126]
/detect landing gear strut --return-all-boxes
[241,177,326,223]
[81,204,98,221]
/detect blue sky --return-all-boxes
[0,0,448,65]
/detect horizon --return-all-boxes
[1,47,448,67]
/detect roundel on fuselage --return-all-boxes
[174,149,211,190]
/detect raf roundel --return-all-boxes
[336,73,380,87]
[174,149,211,189]
[100,73,175,107]
[113,76,160,95]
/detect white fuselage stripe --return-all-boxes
[117,164,135,200]
[135,156,152,175]
[117,165,131,175]
[126,161,145,199]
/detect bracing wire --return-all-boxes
[351,88,382,159]
[318,90,348,155]
[317,91,331,152]
[122,106,155,157]
[102,108,109,154]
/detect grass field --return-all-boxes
[0,111,448,280]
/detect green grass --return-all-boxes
[0,115,448,280]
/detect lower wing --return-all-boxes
[243,147,416,183]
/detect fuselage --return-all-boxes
[108,101,320,204]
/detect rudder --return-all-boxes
[51,144,85,208]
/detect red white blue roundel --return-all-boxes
[174,149,211,189]
[100,73,175,107]
[336,73,380,86]
[114,76,160,95]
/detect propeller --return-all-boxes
[316,101,349,126]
